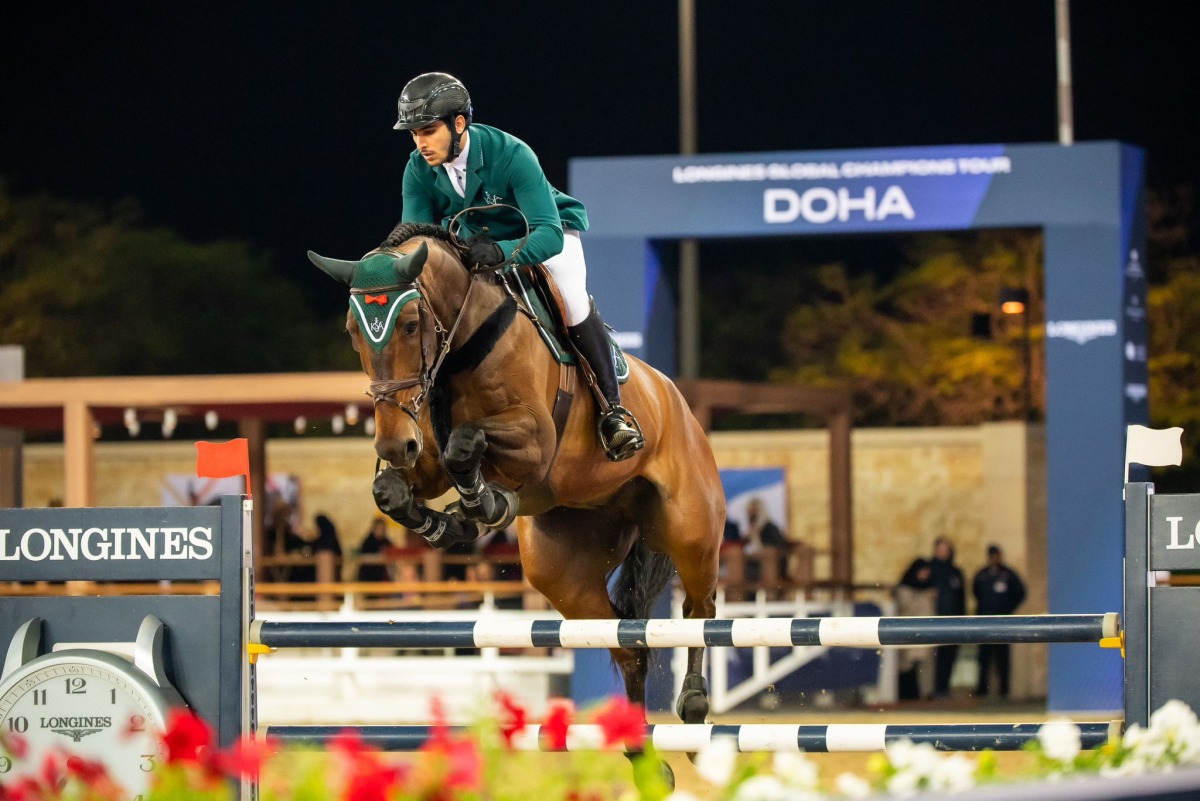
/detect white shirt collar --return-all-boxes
[444,130,471,195]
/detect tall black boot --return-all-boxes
[568,305,645,461]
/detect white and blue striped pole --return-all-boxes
[251,613,1119,650]
[265,721,1119,753]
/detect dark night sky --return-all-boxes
[4,2,1200,317]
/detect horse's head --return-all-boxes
[309,239,445,470]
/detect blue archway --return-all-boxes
[570,142,1146,712]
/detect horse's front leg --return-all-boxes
[443,422,519,530]
[372,468,481,549]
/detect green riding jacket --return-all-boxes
[400,124,588,266]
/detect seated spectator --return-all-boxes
[357,517,393,582]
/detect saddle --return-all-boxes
[495,263,630,457]
[501,263,629,383]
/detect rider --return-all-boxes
[383,71,644,462]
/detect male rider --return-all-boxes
[383,71,643,462]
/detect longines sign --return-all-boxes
[0,506,224,582]
[1149,494,1200,571]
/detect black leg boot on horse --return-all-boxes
[442,423,519,530]
[372,468,481,549]
[568,303,645,462]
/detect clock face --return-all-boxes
[0,651,175,797]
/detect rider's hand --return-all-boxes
[465,234,506,267]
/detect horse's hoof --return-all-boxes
[659,760,675,790]
[675,688,710,725]
[675,672,710,724]
[626,752,675,793]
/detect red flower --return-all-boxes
[39,751,65,790]
[161,709,214,764]
[65,755,110,783]
[330,728,366,759]
[215,736,277,779]
[1,731,29,759]
[542,700,574,751]
[0,776,42,801]
[344,763,405,801]
[593,697,646,750]
[494,691,528,748]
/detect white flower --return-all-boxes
[663,792,704,801]
[886,738,940,775]
[929,753,976,793]
[694,736,739,787]
[1149,699,1199,735]
[730,775,796,801]
[886,769,923,797]
[834,772,873,799]
[772,751,819,790]
[1037,718,1082,763]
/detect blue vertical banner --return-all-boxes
[571,142,1142,712]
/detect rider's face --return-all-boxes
[411,117,464,167]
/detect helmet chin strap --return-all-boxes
[446,116,465,162]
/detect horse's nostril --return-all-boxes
[405,439,420,460]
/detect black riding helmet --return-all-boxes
[393,72,473,160]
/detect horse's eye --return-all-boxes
[405,321,419,336]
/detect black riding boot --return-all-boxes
[568,305,645,461]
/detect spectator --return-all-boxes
[972,544,1027,699]
[357,517,393,582]
[893,558,936,700]
[929,536,966,698]
[740,497,788,594]
[312,514,342,557]
[743,497,786,552]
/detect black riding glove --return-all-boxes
[465,234,506,267]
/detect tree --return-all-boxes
[0,183,355,376]
[766,230,1043,426]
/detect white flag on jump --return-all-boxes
[1125,424,1185,484]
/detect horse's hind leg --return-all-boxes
[642,471,722,724]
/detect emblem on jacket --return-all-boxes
[484,191,504,205]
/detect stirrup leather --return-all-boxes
[597,405,645,462]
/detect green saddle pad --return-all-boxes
[507,268,629,383]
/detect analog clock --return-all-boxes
[0,616,185,796]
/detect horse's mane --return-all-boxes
[384,222,467,261]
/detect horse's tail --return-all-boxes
[610,537,675,621]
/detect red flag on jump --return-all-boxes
[195,439,252,497]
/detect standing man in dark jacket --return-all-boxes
[972,544,1027,698]
[929,536,966,698]
[383,72,643,461]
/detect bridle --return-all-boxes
[361,272,476,426]
[363,204,530,429]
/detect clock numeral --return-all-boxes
[32,688,47,705]
[7,716,28,733]
[111,688,117,704]
[65,677,87,695]
[0,756,12,773]
[129,714,146,732]
[139,754,157,773]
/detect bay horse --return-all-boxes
[309,223,723,733]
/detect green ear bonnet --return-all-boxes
[308,244,428,352]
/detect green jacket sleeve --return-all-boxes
[498,141,564,265]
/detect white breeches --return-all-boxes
[543,229,591,326]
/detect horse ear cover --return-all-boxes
[308,251,358,285]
